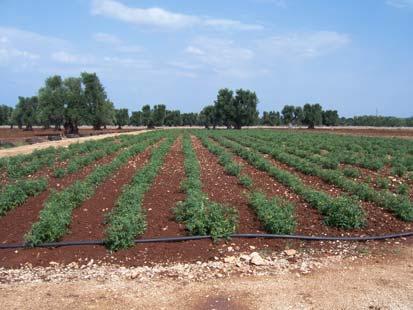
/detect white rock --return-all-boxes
[249,252,265,266]
[284,249,297,256]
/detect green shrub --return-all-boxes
[376,177,389,189]
[249,191,295,234]
[53,167,66,178]
[323,196,366,229]
[392,165,407,177]
[321,158,339,169]
[343,167,360,178]
[0,178,47,216]
[174,193,238,239]
[239,174,253,188]
[396,183,409,196]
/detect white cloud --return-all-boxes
[386,0,413,8]
[91,0,198,28]
[93,32,122,44]
[92,32,142,53]
[91,0,263,31]
[51,51,94,64]
[185,46,205,56]
[0,27,68,69]
[203,19,263,31]
[181,31,350,78]
[184,37,255,77]
[257,31,350,59]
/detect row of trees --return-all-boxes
[339,115,413,127]
[0,73,123,134]
[2,72,411,130]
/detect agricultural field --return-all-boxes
[0,129,412,268]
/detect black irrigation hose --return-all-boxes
[1,232,412,250]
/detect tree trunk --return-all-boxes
[118,125,122,129]
[64,122,79,135]
[24,124,33,131]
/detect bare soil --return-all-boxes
[0,245,412,309]
[0,152,120,244]
[0,134,412,268]
[62,147,153,241]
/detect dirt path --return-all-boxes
[1,246,412,309]
[0,130,150,158]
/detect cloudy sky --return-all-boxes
[0,0,412,117]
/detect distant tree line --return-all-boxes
[338,115,413,127]
[1,72,411,130]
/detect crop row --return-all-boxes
[24,131,164,246]
[0,137,118,180]
[248,133,411,195]
[225,133,413,221]
[0,134,157,218]
[195,132,296,234]
[105,133,177,250]
[249,131,413,176]
[173,133,238,239]
[210,132,366,229]
[248,130,413,174]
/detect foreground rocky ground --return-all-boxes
[1,243,412,309]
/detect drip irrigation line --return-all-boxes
[0,232,412,250]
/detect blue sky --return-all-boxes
[0,0,412,117]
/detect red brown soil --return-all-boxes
[62,147,153,241]
[219,136,412,236]
[191,136,263,233]
[142,138,186,238]
[217,143,341,236]
[0,134,412,269]
[0,152,120,244]
[0,135,286,268]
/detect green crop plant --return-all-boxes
[0,178,48,216]
[25,132,164,245]
[173,133,238,240]
[105,134,176,251]
[249,191,296,234]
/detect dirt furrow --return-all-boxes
[0,151,121,244]
[222,136,412,235]
[61,147,153,241]
[191,136,263,234]
[141,137,186,237]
